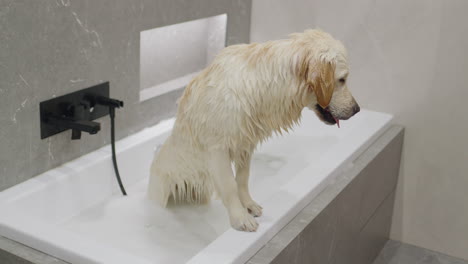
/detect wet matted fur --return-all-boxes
[148,29,360,231]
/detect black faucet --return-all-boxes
[39,82,123,140]
[46,101,101,140]
[39,82,128,195]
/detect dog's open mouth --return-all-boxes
[315,104,340,128]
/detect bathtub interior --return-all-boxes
[0,109,392,264]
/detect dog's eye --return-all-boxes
[338,78,346,84]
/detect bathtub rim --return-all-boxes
[0,109,393,264]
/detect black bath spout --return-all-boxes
[39,82,114,140]
[47,115,101,140]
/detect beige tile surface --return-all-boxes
[251,0,468,260]
[373,240,468,264]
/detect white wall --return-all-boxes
[251,0,468,260]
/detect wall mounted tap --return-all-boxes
[45,100,101,140]
[39,82,121,140]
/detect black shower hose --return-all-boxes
[109,106,127,196]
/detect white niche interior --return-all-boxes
[139,14,227,102]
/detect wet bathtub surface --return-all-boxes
[62,179,227,264]
[61,131,335,263]
[0,109,392,264]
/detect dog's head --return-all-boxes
[293,30,360,126]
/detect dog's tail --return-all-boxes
[148,171,213,206]
[148,154,213,206]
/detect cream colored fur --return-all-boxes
[148,29,359,232]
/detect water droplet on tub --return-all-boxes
[269,160,284,169]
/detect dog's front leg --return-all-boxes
[236,154,263,217]
[209,149,258,232]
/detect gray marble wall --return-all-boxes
[0,0,251,191]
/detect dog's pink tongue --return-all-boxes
[334,116,340,128]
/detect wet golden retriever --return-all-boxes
[148,29,360,232]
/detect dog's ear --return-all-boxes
[296,53,336,108]
[308,60,336,108]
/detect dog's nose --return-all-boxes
[353,104,360,114]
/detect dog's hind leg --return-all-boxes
[235,152,263,217]
[209,149,258,232]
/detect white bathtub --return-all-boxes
[0,109,392,264]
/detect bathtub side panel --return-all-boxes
[0,236,68,264]
[248,126,404,264]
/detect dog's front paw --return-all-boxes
[230,210,259,232]
[241,198,263,217]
